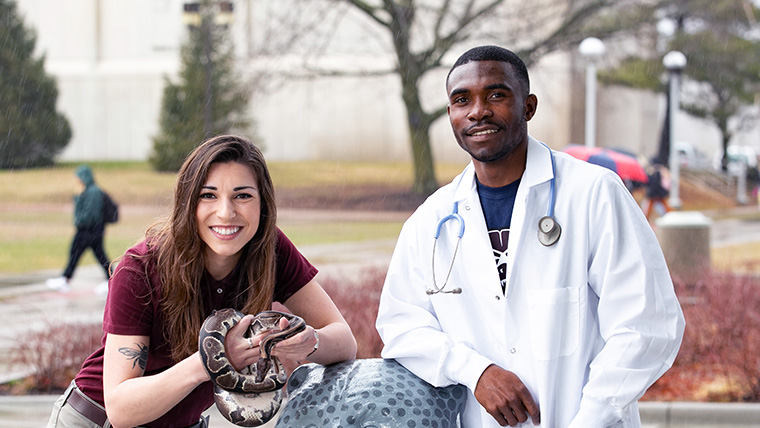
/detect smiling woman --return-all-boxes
[196,162,262,279]
[46,135,357,428]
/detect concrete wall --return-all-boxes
[14,0,755,164]
[18,0,180,161]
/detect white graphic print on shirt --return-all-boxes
[489,228,509,294]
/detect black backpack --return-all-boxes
[102,192,119,224]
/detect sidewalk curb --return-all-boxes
[0,270,58,288]
[639,401,760,426]
[0,396,758,427]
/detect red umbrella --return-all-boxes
[562,145,648,183]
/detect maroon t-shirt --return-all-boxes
[74,228,318,428]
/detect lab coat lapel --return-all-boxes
[505,137,555,298]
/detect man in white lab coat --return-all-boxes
[375,45,685,427]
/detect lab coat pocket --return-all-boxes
[528,287,580,361]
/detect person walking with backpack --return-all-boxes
[46,164,112,294]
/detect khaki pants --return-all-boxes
[47,381,111,428]
[47,380,208,428]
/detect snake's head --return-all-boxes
[254,358,271,383]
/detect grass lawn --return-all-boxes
[2,161,757,275]
[0,161,465,274]
[712,241,760,274]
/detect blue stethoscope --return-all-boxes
[427,143,561,295]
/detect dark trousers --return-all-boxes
[63,226,111,280]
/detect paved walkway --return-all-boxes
[2,208,760,427]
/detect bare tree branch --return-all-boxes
[517,0,615,65]
[283,0,661,194]
[340,0,392,28]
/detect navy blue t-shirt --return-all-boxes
[476,177,520,294]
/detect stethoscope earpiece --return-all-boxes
[426,287,462,295]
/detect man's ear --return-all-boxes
[524,94,538,121]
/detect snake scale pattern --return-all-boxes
[199,308,305,427]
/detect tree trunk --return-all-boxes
[389,3,438,196]
[400,70,438,195]
[407,106,437,195]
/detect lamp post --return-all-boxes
[579,37,606,148]
[663,50,687,210]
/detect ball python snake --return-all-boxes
[198,308,305,427]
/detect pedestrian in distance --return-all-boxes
[47,135,357,428]
[642,163,671,221]
[46,164,112,295]
[375,45,685,428]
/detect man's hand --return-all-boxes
[474,364,540,426]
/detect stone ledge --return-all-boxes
[640,401,760,426]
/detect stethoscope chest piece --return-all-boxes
[537,215,561,247]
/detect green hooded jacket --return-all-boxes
[74,165,105,228]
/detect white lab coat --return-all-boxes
[376,137,685,428]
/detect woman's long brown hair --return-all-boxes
[146,135,278,362]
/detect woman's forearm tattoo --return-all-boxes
[118,342,148,370]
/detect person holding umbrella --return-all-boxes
[642,163,672,220]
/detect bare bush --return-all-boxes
[9,321,102,394]
[320,268,385,359]
[645,270,760,401]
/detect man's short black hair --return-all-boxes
[446,45,530,96]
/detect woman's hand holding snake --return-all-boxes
[269,318,319,362]
[224,313,318,372]
[224,314,286,372]
[200,309,307,426]
[225,314,259,371]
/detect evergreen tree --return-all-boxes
[0,0,71,169]
[150,0,253,172]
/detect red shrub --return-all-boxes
[319,268,386,359]
[10,321,102,394]
[645,270,760,401]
